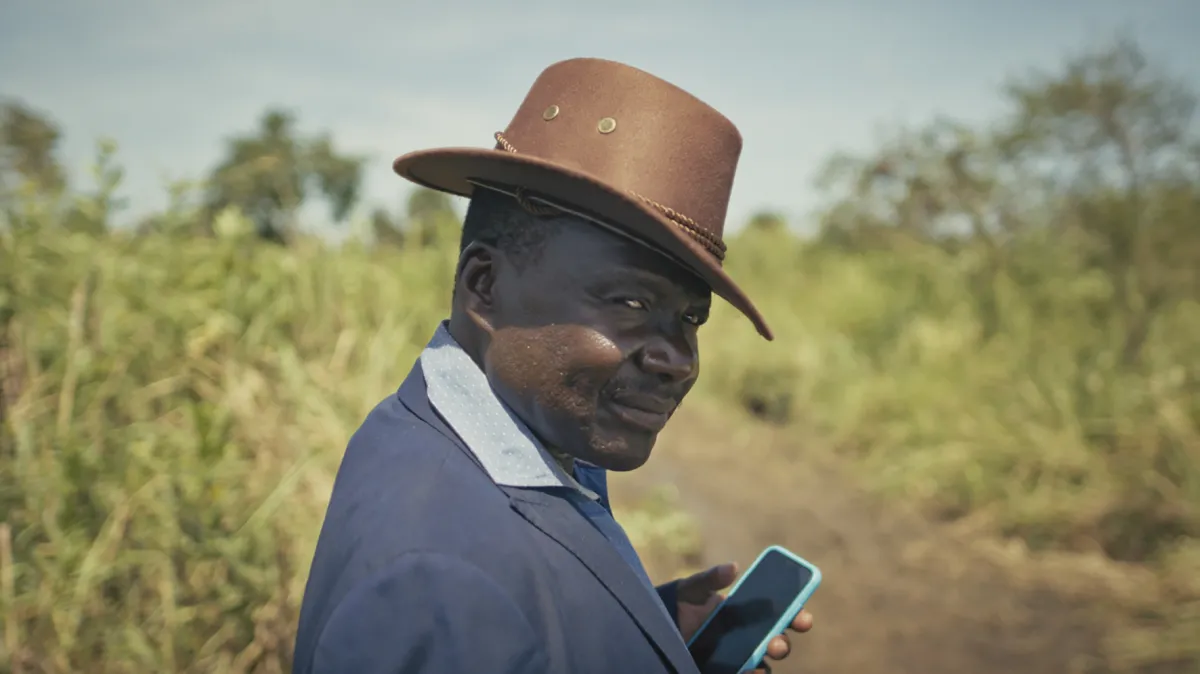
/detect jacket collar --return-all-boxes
[418,322,597,499]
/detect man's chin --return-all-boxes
[581,436,656,472]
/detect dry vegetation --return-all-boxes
[2,211,1196,672]
[1,37,1198,674]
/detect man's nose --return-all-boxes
[636,332,697,383]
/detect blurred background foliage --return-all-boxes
[1,38,1198,673]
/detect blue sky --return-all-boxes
[2,0,1198,234]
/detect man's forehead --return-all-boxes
[469,179,708,287]
[599,263,713,302]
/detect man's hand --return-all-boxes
[675,563,814,673]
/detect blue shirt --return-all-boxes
[419,323,677,630]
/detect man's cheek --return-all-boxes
[568,328,624,370]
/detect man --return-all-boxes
[292,58,813,673]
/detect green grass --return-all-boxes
[1,218,1197,671]
[619,485,706,579]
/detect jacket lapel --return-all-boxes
[395,359,490,467]
[397,359,697,674]
[397,360,458,441]
[505,487,697,674]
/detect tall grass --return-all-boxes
[704,226,1200,669]
[1,225,459,672]
[1,215,1197,671]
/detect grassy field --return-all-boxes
[1,214,1197,671]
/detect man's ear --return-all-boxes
[455,241,500,335]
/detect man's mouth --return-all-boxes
[605,393,675,432]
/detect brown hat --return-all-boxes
[392,57,772,340]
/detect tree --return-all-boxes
[365,188,459,249]
[0,99,67,198]
[370,207,405,247]
[999,37,1200,365]
[745,211,787,232]
[814,37,1200,353]
[204,109,363,243]
[406,187,460,248]
[815,116,1015,250]
[0,101,119,236]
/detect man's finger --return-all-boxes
[765,633,791,660]
[789,609,814,633]
[693,562,737,591]
[678,563,738,603]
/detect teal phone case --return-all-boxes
[684,545,822,674]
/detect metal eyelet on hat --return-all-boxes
[597,117,617,134]
[542,105,560,121]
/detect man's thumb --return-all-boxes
[697,562,738,591]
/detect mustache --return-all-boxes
[603,380,684,413]
[557,369,687,411]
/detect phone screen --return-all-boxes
[687,549,814,674]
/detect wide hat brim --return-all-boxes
[392,147,773,341]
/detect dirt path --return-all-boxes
[608,405,1119,674]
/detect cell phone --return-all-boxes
[685,545,822,674]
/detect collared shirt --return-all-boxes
[419,322,675,627]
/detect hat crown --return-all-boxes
[389,57,774,340]
[497,58,743,250]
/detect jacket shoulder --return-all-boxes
[310,551,550,674]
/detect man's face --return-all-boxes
[471,219,711,472]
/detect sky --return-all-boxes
[2,0,1198,235]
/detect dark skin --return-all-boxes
[450,214,812,670]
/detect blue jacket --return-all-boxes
[291,360,699,673]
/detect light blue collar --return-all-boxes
[420,323,599,501]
